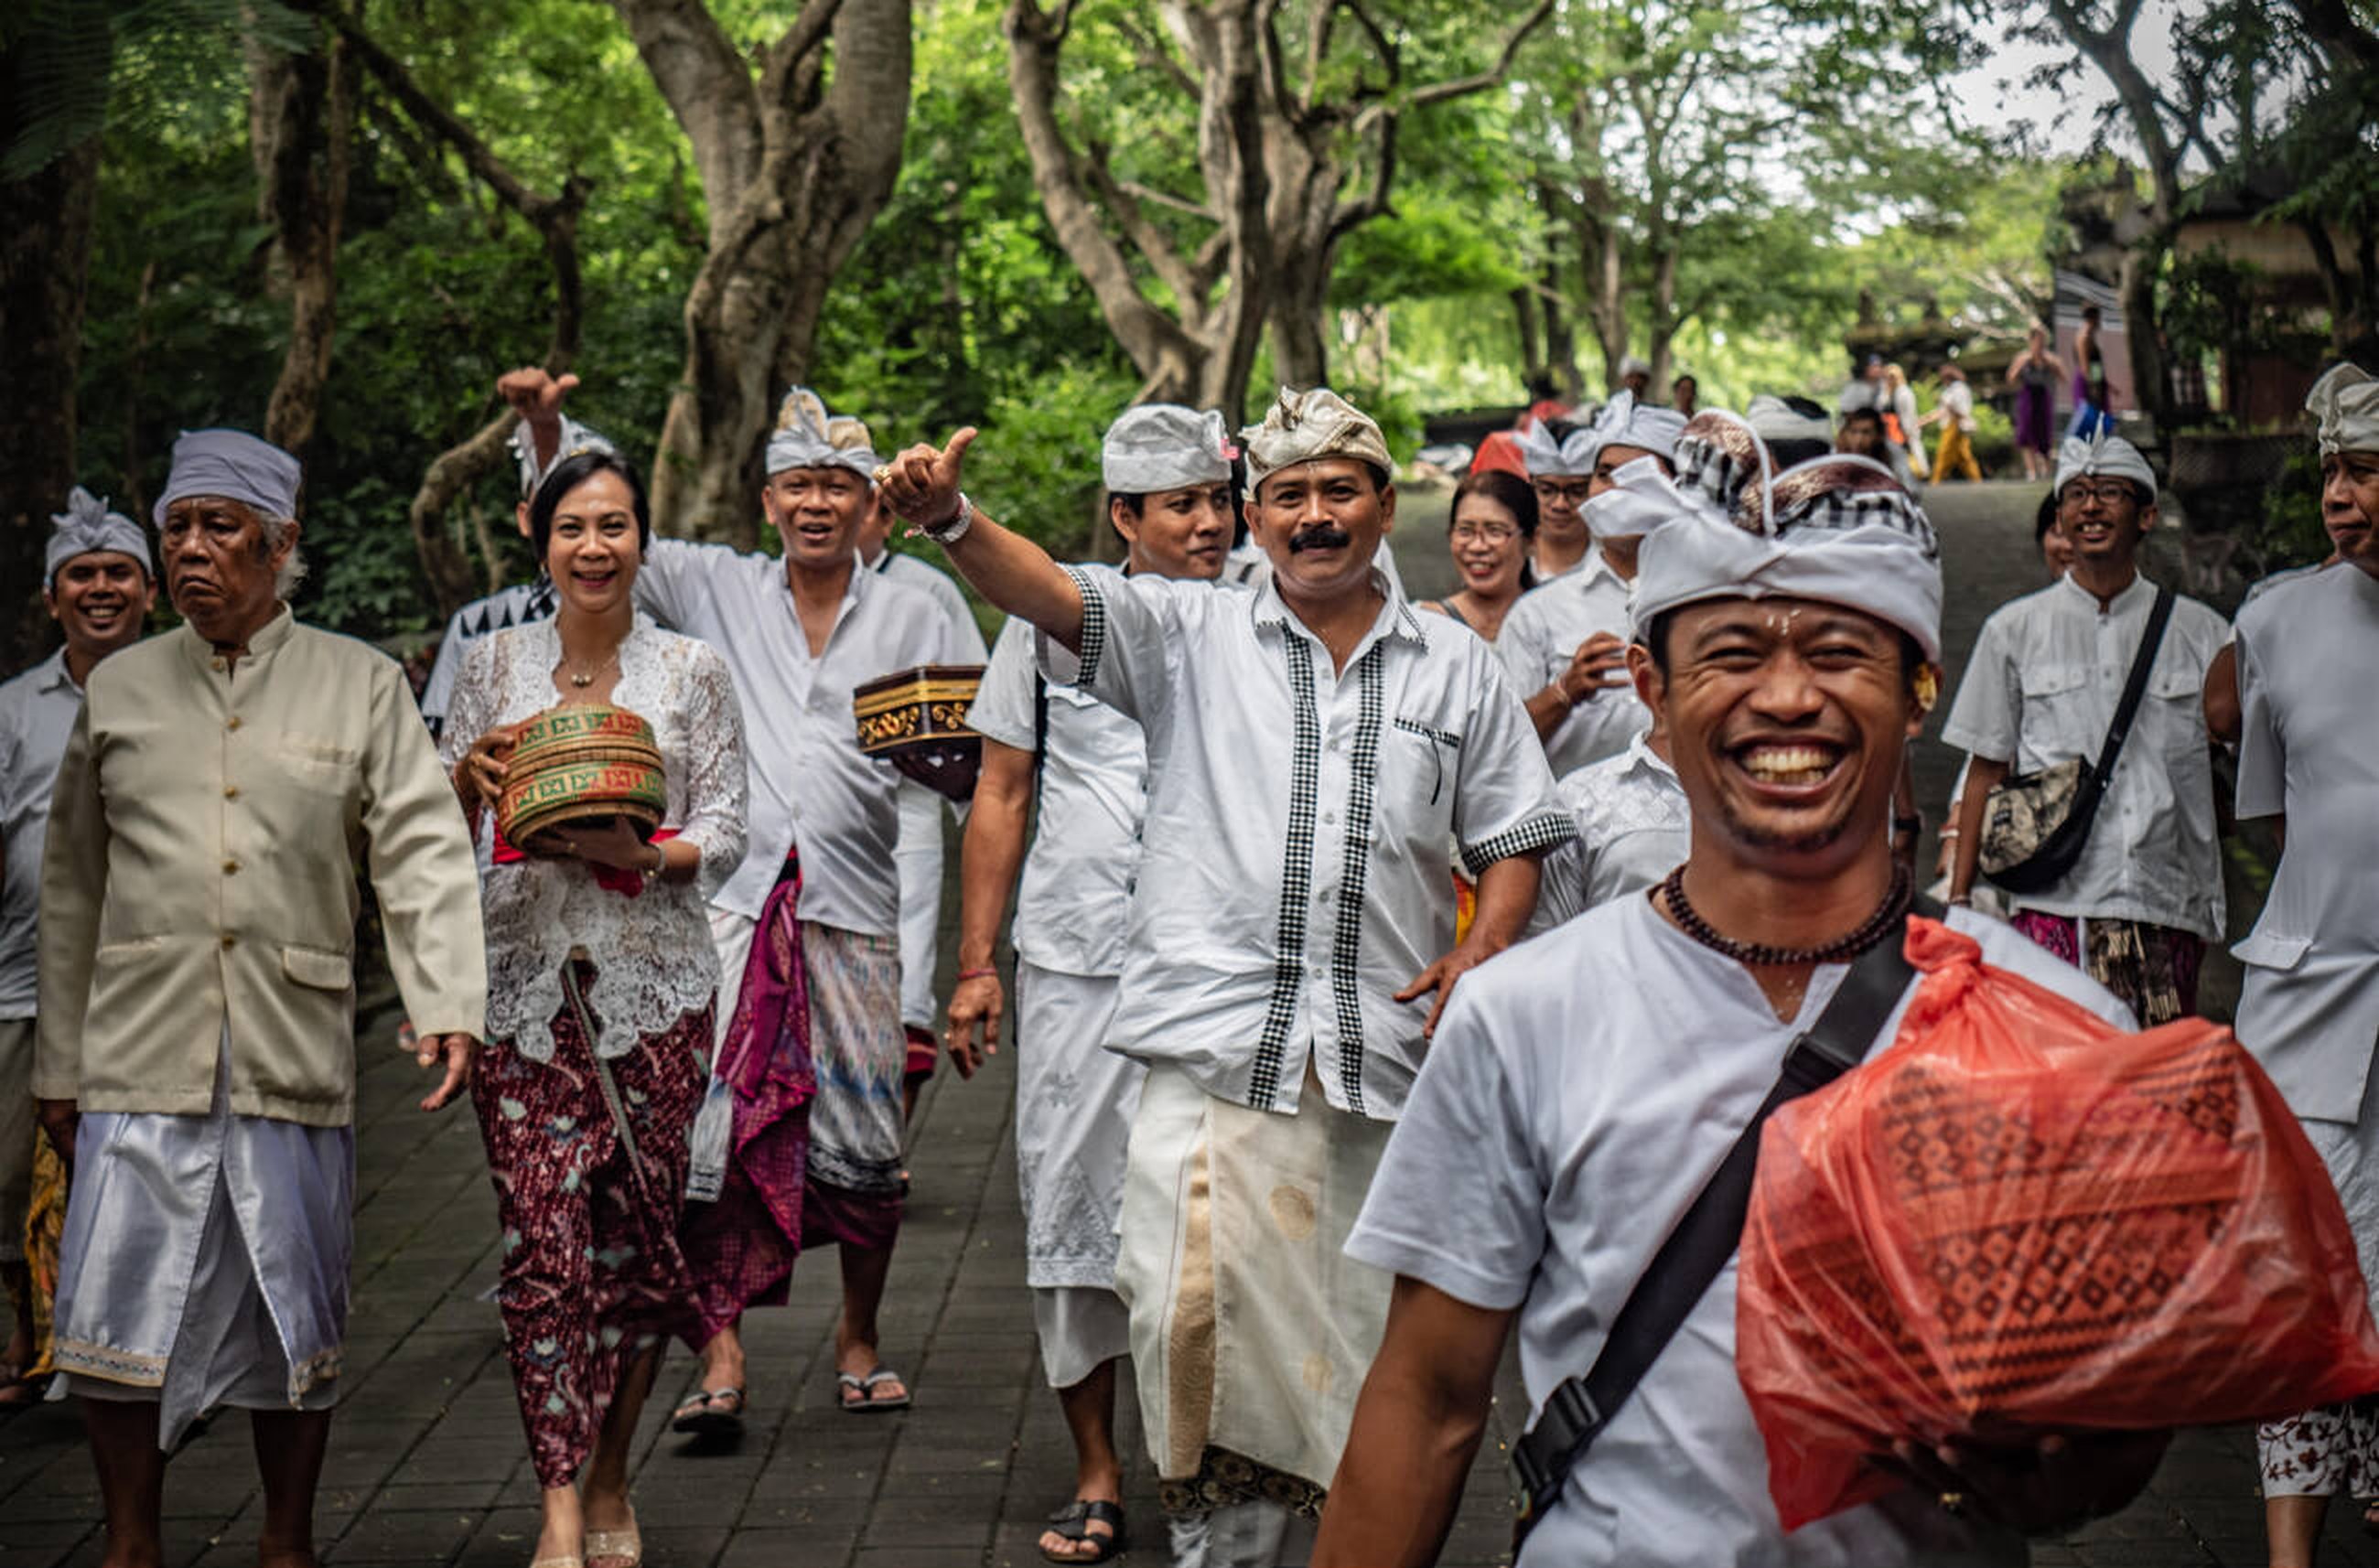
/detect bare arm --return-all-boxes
[2202,642,2242,747]
[1313,1276,1513,1567]
[946,737,1036,1077]
[880,429,1087,650]
[1946,753,2009,904]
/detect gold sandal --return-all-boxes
[585,1516,640,1568]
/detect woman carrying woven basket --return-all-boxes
[442,449,748,1568]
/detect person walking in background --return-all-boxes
[1670,373,1698,417]
[1884,362,1929,484]
[2007,323,2065,481]
[1416,469,1537,642]
[0,490,156,1413]
[1922,364,1983,483]
[443,448,748,1568]
[2069,304,2115,439]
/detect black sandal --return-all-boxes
[669,1385,745,1438]
[1040,1498,1127,1563]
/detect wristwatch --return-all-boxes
[918,492,974,546]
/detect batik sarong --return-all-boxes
[24,1135,63,1379]
[680,861,815,1347]
[474,962,705,1488]
[801,921,907,1247]
[1114,1061,1394,1517]
[2008,910,2204,1026]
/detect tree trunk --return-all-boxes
[2117,237,2170,432]
[1646,241,1678,392]
[249,19,357,459]
[1511,285,1545,391]
[0,134,102,665]
[1578,220,1628,393]
[624,0,912,545]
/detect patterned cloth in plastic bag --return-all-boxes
[1738,918,2379,1530]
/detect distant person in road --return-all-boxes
[1502,392,1687,777]
[1618,355,1652,401]
[1922,364,1982,483]
[1416,467,1537,642]
[1670,372,1698,417]
[2068,304,2115,439]
[0,489,156,1413]
[1942,431,2228,1024]
[38,429,485,1568]
[882,386,1570,1568]
[417,369,615,742]
[1883,361,1928,485]
[948,403,1238,1566]
[2235,362,2379,1568]
[2006,323,2063,480]
[442,447,748,1568]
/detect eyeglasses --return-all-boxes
[1532,478,1593,505]
[2060,481,2139,509]
[1450,521,1521,542]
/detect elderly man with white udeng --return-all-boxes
[35,429,486,1568]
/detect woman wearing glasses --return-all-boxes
[1415,468,1538,642]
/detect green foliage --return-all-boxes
[2251,446,2335,575]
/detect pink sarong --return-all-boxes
[679,859,815,1347]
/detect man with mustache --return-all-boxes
[1313,439,2151,1567]
[1501,392,1687,778]
[879,386,1570,1567]
[36,428,485,1567]
[2232,363,2379,1568]
[0,490,159,1410]
[1942,430,2228,1025]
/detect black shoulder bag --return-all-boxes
[1509,897,1941,1550]
[1977,585,2173,897]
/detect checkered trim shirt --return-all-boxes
[1039,565,1571,1122]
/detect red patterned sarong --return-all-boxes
[679,861,815,1347]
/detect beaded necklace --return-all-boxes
[1659,862,1911,967]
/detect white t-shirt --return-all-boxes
[1496,550,1651,778]
[1347,894,2133,1567]
[1940,572,2228,938]
[2232,562,2379,1122]
[966,564,1150,978]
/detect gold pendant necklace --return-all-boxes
[564,648,619,690]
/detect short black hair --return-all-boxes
[2033,490,2061,547]
[1839,406,1883,429]
[1642,606,1924,684]
[529,450,652,561]
[1674,373,1697,391]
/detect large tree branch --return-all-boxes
[1113,12,1200,99]
[605,0,762,210]
[2289,0,2379,71]
[2042,0,2182,218]
[1082,144,1205,309]
[1406,0,1554,111]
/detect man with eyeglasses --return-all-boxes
[1942,430,2228,1024]
[1501,392,1687,777]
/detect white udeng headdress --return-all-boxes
[2308,362,2379,457]
[48,487,154,579]
[1103,405,1236,493]
[766,386,881,479]
[2051,428,2157,496]
[1515,390,1686,478]
[511,413,616,501]
[1625,410,1943,662]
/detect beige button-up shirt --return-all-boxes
[35,608,486,1126]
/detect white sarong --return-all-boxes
[1114,1061,1394,1499]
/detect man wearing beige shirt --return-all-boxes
[35,429,486,1568]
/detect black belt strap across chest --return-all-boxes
[1510,897,1940,1545]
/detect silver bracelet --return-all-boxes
[918,492,974,546]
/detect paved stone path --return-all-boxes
[1,479,2350,1566]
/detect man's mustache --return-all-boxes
[1288,526,1353,554]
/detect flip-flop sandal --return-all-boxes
[836,1366,911,1412]
[669,1386,745,1437]
[585,1511,640,1568]
[1041,1498,1128,1563]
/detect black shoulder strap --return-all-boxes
[1511,898,1941,1541]
[2083,584,2174,796]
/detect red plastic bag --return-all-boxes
[1738,918,2379,1530]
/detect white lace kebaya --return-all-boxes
[439,614,748,1060]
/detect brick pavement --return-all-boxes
[0,479,2340,1566]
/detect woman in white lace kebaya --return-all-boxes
[442,450,748,1568]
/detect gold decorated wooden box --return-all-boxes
[852,663,985,759]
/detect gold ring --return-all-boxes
[872,464,893,486]
[1937,1491,1965,1516]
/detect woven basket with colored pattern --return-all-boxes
[497,703,666,854]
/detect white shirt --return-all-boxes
[1347,895,2133,1567]
[636,541,965,930]
[967,567,1148,978]
[1045,567,1570,1121]
[418,578,559,739]
[2232,564,2379,1122]
[0,651,85,1018]
[438,616,748,1058]
[1940,381,1975,432]
[1497,550,1651,778]
[1533,731,1689,930]
[869,546,987,660]
[1941,572,2228,939]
